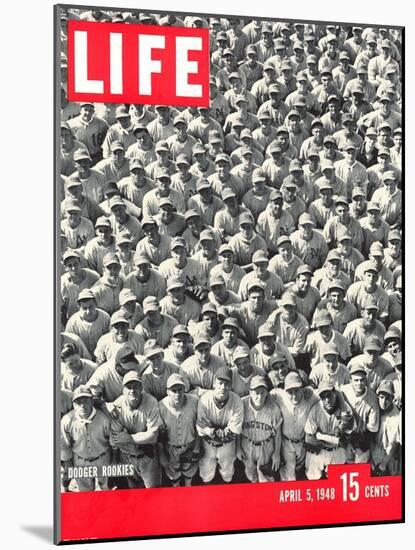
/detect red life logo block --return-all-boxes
[66,21,210,107]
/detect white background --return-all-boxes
[0,0,411,547]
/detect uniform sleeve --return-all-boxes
[61,415,73,461]
[227,395,244,435]
[196,397,215,437]
[94,335,108,365]
[304,404,319,436]
[86,368,105,399]
[109,413,124,448]
[366,399,380,433]
[144,399,163,434]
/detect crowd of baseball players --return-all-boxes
[59,9,403,491]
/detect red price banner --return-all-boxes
[60,465,402,542]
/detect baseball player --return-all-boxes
[305,308,351,368]
[239,250,285,302]
[268,235,304,286]
[231,346,267,397]
[346,261,389,323]
[158,373,201,486]
[181,334,227,396]
[135,296,178,348]
[124,254,167,303]
[256,189,296,255]
[343,297,387,356]
[347,336,393,393]
[61,385,112,491]
[341,363,380,464]
[61,342,97,392]
[208,274,242,308]
[160,275,202,325]
[311,249,352,298]
[196,367,244,483]
[61,249,100,321]
[141,339,181,401]
[238,376,282,482]
[211,317,249,367]
[250,323,296,372]
[291,213,329,271]
[309,342,351,389]
[90,253,124,316]
[371,379,401,476]
[209,244,245,294]
[313,279,357,333]
[116,289,144,329]
[65,289,110,357]
[94,310,145,365]
[110,371,162,488]
[304,381,355,479]
[135,217,172,267]
[163,325,194,367]
[117,158,156,210]
[290,264,321,323]
[68,102,109,164]
[61,200,95,252]
[84,217,117,276]
[272,372,319,480]
[228,212,268,269]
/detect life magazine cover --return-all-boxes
[55,4,404,544]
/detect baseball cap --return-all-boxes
[369,242,384,256]
[222,188,237,201]
[352,187,366,199]
[296,264,313,277]
[193,143,206,155]
[323,135,336,145]
[314,309,332,327]
[289,159,303,172]
[115,346,139,370]
[208,131,222,144]
[110,141,125,153]
[167,275,185,291]
[109,195,125,209]
[194,333,211,348]
[172,324,190,337]
[350,363,367,376]
[363,261,379,274]
[239,212,254,226]
[247,280,266,293]
[252,250,269,264]
[103,253,120,267]
[268,84,281,95]
[65,200,82,213]
[222,317,240,331]
[376,379,395,396]
[133,253,150,266]
[335,195,349,206]
[328,279,345,292]
[382,170,396,182]
[73,149,92,162]
[269,143,283,154]
[277,235,291,247]
[200,229,215,242]
[362,295,379,310]
[142,296,160,314]
[218,243,234,255]
[110,310,130,326]
[118,289,136,306]
[233,346,250,362]
[388,229,402,242]
[326,249,342,262]
[196,179,211,192]
[317,381,335,396]
[166,373,186,389]
[144,339,164,358]
[62,249,81,263]
[321,159,335,171]
[122,371,142,386]
[170,237,187,250]
[72,385,93,401]
[184,209,201,221]
[209,274,225,287]
[77,289,95,303]
[270,189,283,201]
[116,232,132,246]
[202,302,218,314]
[317,179,333,192]
[176,154,190,166]
[364,336,382,352]
[95,216,111,229]
[250,375,268,390]
[258,323,275,338]
[298,213,314,226]
[284,372,303,391]
[287,109,301,120]
[280,293,297,307]
[65,177,83,189]
[215,153,231,164]
[321,343,339,356]
[215,366,232,382]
